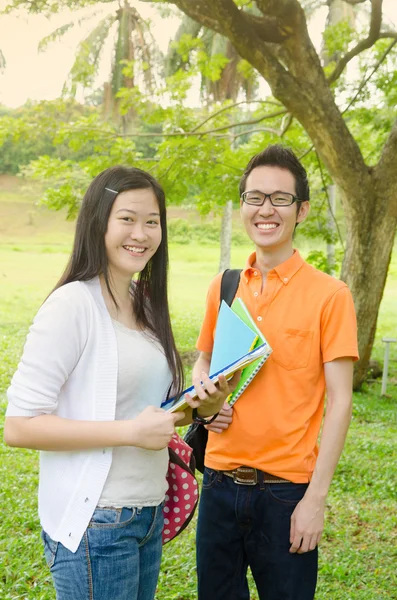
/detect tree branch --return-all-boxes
[190,99,283,133]
[342,38,397,114]
[255,0,302,22]
[280,113,294,137]
[378,30,397,40]
[66,109,287,140]
[327,0,384,84]
[161,0,289,44]
[129,109,288,137]
[230,126,281,140]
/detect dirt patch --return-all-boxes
[180,350,199,367]
[0,174,22,191]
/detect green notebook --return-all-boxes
[228,298,272,406]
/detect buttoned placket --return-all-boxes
[247,266,290,325]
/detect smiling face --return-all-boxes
[104,187,162,282]
[240,165,309,259]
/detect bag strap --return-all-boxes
[220,268,242,308]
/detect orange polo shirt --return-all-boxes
[196,250,358,483]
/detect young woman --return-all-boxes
[4,166,235,600]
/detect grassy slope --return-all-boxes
[0,180,396,599]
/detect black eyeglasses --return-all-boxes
[241,190,302,207]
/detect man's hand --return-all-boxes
[185,370,241,419]
[205,402,233,433]
[289,492,325,554]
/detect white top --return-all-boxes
[6,278,171,552]
[98,319,171,508]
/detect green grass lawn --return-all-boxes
[0,186,396,599]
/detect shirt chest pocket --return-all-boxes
[272,328,314,371]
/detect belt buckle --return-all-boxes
[234,466,257,486]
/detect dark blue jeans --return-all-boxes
[196,468,318,600]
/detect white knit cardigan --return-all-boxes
[6,277,152,552]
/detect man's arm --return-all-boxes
[289,357,353,554]
[192,351,212,381]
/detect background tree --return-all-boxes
[166,14,260,270]
[135,0,397,389]
[38,1,161,130]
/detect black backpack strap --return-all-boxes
[220,269,242,308]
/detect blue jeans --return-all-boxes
[196,468,318,600]
[42,505,163,600]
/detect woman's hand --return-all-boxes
[185,370,241,419]
[131,406,185,450]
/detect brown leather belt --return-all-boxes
[222,466,290,486]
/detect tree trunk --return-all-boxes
[327,184,336,276]
[327,0,354,27]
[218,200,233,272]
[341,188,397,389]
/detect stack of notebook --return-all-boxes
[162,298,272,413]
[211,298,272,406]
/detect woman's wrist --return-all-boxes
[192,408,219,425]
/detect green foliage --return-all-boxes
[347,105,395,165]
[22,156,91,219]
[0,100,95,174]
[8,92,349,258]
[370,39,397,108]
[237,58,256,81]
[170,33,203,64]
[168,218,248,245]
[65,15,116,95]
[196,50,230,82]
[3,0,109,16]
[37,21,75,51]
[305,248,344,276]
[323,19,356,62]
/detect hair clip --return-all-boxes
[105,187,118,194]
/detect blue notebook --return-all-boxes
[209,300,258,375]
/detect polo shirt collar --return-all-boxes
[243,249,304,285]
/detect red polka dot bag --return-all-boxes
[163,433,199,544]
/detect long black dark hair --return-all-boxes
[54,165,184,397]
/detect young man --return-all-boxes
[192,145,358,600]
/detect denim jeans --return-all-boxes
[42,504,163,600]
[196,468,318,600]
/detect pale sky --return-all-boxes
[0,0,396,108]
